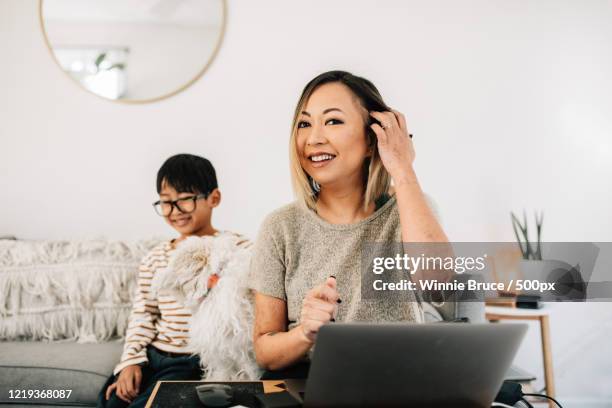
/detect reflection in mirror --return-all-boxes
[40,0,225,103]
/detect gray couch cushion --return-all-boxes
[422,302,444,322]
[431,273,486,323]
[0,341,123,407]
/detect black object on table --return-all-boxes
[149,381,264,408]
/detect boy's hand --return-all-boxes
[105,364,142,403]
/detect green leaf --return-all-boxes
[94,53,107,68]
[535,211,544,260]
[511,212,528,259]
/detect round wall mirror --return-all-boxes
[40,0,225,103]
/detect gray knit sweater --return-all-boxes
[249,196,423,330]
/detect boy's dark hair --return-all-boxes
[156,154,218,196]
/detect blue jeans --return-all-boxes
[97,347,202,408]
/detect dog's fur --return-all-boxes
[152,233,262,380]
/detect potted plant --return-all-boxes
[511,211,586,302]
[511,210,543,261]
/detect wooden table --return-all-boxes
[486,305,555,406]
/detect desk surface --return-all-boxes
[145,380,287,408]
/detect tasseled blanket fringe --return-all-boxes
[0,239,161,342]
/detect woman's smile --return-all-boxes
[307,152,337,168]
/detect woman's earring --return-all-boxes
[310,178,320,194]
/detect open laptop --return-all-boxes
[293,323,527,407]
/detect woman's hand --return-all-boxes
[299,277,339,343]
[105,364,142,403]
[369,110,415,183]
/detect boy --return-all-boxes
[98,154,248,408]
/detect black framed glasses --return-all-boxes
[152,193,208,217]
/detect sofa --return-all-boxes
[0,238,485,407]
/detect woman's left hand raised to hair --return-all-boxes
[369,110,416,184]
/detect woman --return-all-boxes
[249,70,450,377]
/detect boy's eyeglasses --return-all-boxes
[152,194,208,217]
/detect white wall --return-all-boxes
[1,0,611,405]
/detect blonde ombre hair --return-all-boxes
[289,71,392,211]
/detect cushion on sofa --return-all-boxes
[0,239,161,342]
[0,341,123,407]
[431,273,486,323]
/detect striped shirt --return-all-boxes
[114,233,250,375]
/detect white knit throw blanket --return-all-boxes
[0,239,161,342]
[158,234,262,381]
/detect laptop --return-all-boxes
[297,323,527,407]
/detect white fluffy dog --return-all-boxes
[152,234,262,381]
